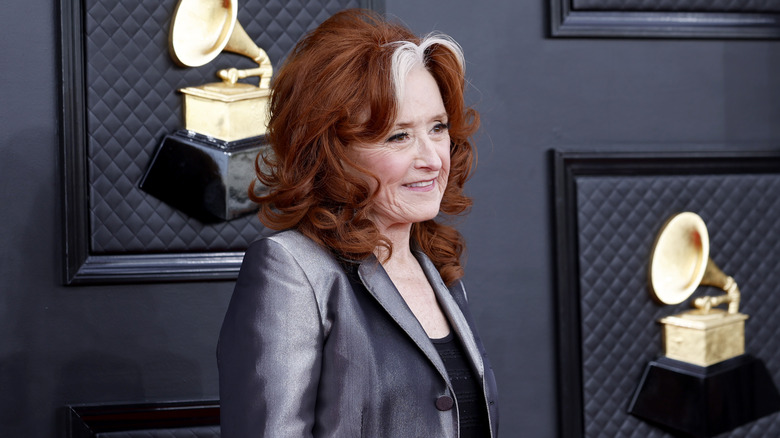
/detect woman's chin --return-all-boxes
[411,208,443,224]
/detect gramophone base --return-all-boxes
[140,130,268,223]
[628,354,780,438]
[180,83,270,142]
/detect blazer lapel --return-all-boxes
[357,256,449,381]
[414,251,486,379]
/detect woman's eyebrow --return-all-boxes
[392,112,449,129]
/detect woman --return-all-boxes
[218,9,498,437]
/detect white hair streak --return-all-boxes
[388,33,465,103]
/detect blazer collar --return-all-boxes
[356,252,485,381]
[413,249,485,379]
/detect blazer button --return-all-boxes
[435,395,454,411]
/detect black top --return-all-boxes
[431,331,491,437]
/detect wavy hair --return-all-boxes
[251,9,479,285]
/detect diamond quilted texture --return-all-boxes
[572,0,780,12]
[576,174,780,437]
[84,0,361,253]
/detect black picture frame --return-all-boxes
[551,148,780,437]
[67,400,220,437]
[549,0,780,38]
[59,0,384,285]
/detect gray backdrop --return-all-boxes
[2,0,780,436]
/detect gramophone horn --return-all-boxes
[648,211,740,313]
[648,212,710,305]
[169,0,272,87]
[169,0,237,68]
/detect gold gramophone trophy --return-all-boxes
[140,0,271,222]
[629,212,779,437]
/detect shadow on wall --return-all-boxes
[0,127,59,437]
[55,349,205,403]
[0,354,30,435]
[57,352,146,402]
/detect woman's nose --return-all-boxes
[415,136,442,170]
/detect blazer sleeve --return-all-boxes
[217,238,324,437]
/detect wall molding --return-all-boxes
[551,148,780,437]
[59,0,384,285]
[550,0,780,38]
[67,400,220,437]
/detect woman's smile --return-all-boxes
[404,179,436,190]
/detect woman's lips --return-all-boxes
[404,179,436,190]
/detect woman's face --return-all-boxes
[350,66,450,233]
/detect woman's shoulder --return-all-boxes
[265,229,321,251]
[245,229,344,277]
[246,229,320,254]
[241,230,353,326]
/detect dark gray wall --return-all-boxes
[389,1,780,435]
[1,0,779,437]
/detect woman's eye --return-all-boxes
[386,132,409,143]
[432,122,449,134]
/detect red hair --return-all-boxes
[251,9,479,285]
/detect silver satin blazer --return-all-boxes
[217,230,499,437]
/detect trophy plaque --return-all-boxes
[140,0,272,222]
[629,212,780,437]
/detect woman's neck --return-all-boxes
[374,222,414,265]
[374,222,451,339]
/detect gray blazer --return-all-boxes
[217,230,499,437]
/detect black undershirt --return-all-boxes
[430,332,490,437]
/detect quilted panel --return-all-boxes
[96,425,220,438]
[572,0,780,12]
[576,174,780,437]
[84,0,361,253]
